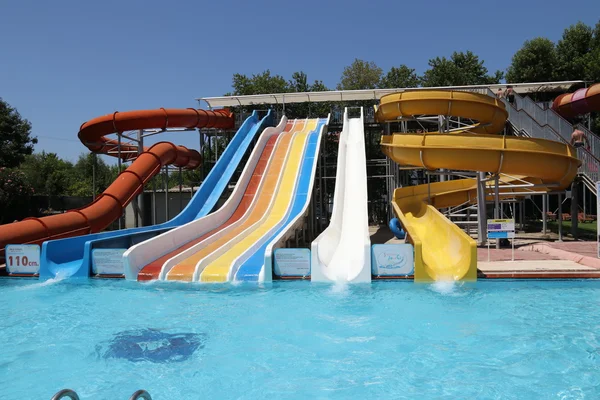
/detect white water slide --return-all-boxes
[311,107,371,283]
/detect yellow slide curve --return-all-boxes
[377,90,581,282]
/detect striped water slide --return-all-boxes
[234,117,329,282]
[198,119,320,282]
[122,117,292,280]
[163,120,310,281]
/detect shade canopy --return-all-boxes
[198,81,585,108]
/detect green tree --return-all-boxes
[592,20,600,49]
[585,48,600,83]
[20,152,73,196]
[69,153,116,197]
[380,65,420,88]
[337,59,383,90]
[0,98,38,168]
[0,167,34,223]
[286,71,330,118]
[555,22,594,80]
[506,38,558,83]
[422,51,502,87]
[229,70,288,96]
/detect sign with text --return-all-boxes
[92,248,127,275]
[371,244,414,276]
[5,244,40,274]
[487,219,515,239]
[274,248,310,277]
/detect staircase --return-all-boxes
[488,89,600,195]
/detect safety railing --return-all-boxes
[486,88,599,194]
[516,95,600,158]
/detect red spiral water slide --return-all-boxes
[0,108,234,262]
[552,83,600,118]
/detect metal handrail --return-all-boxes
[50,388,151,400]
[51,389,80,400]
[486,89,599,194]
[129,389,152,400]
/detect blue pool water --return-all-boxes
[2,279,600,399]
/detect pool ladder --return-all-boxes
[51,388,152,400]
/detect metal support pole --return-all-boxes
[137,129,144,226]
[152,177,157,225]
[117,133,122,229]
[495,174,500,249]
[164,165,169,222]
[199,130,205,183]
[542,194,547,234]
[583,184,587,219]
[477,172,487,246]
[427,173,431,203]
[520,200,525,231]
[571,180,578,239]
[558,192,563,242]
[92,152,96,200]
[214,133,219,161]
[466,207,471,236]
[179,166,183,213]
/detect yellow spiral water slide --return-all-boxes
[377,91,581,282]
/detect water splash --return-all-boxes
[17,270,70,290]
[329,279,349,295]
[431,279,457,295]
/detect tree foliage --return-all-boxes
[507,20,600,83]
[380,65,420,88]
[0,98,38,168]
[0,167,34,223]
[69,153,117,197]
[506,38,558,83]
[226,70,330,118]
[421,51,502,87]
[229,70,288,96]
[20,152,74,196]
[337,59,383,90]
[555,22,594,80]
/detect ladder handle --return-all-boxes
[130,390,152,400]
[51,389,80,400]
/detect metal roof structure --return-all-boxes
[198,81,585,108]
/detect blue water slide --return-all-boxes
[39,110,273,279]
[234,118,326,281]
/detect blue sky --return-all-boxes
[1,0,598,164]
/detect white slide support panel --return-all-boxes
[122,117,289,280]
[311,108,371,283]
[191,121,311,282]
[259,115,330,283]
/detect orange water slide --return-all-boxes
[552,83,600,118]
[0,108,234,261]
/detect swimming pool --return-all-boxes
[2,279,600,399]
